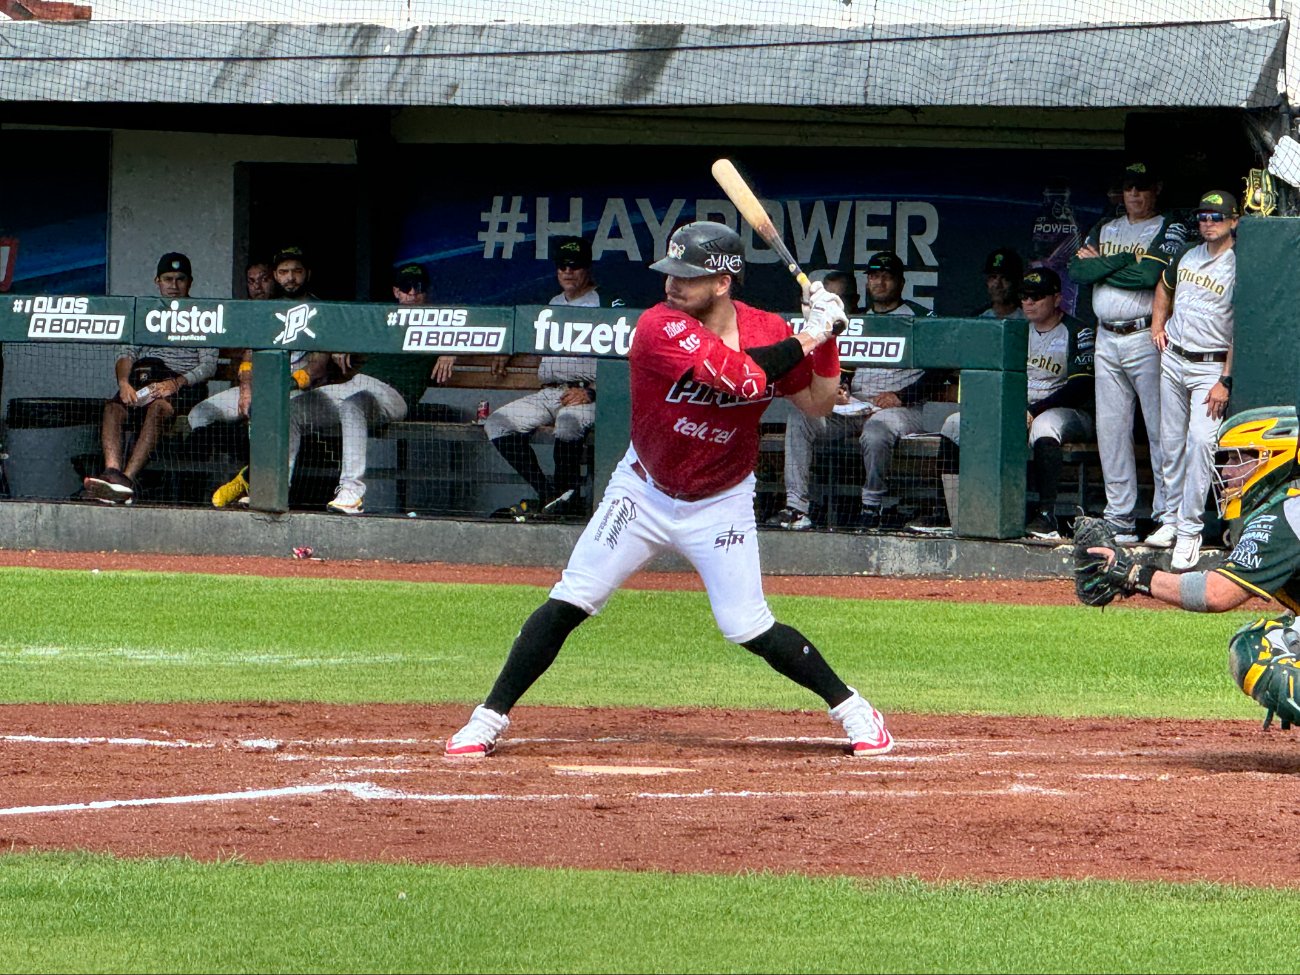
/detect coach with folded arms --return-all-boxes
[1068,161,1187,549]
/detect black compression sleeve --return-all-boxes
[744,337,805,382]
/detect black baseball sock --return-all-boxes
[1031,436,1063,510]
[491,432,551,500]
[552,437,585,499]
[742,622,850,707]
[484,598,590,714]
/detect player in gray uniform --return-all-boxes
[940,267,1094,539]
[1068,162,1187,546]
[486,236,616,521]
[771,253,933,531]
[82,252,218,504]
[1151,190,1238,571]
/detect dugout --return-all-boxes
[0,0,1292,561]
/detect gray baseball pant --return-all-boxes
[783,406,925,512]
[1093,327,1171,532]
[1157,352,1224,539]
[288,374,407,497]
[483,386,595,443]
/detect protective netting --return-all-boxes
[0,336,1018,532]
[0,1,1286,108]
[0,343,339,511]
[0,1,1276,533]
[0,341,598,520]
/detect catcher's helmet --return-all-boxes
[1213,405,1299,521]
[650,221,745,280]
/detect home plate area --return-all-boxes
[2,702,1299,887]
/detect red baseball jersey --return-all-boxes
[629,300,813,499]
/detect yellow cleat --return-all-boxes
[212,466,250,508]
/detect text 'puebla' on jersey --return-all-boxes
[1027,314,1093,404]
[1162,243,1236,350]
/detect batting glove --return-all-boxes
[802,281,848,342]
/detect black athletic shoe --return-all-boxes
[1025,511,1061,540]
[852,505,884,533]
[83,468,135,504]
[541,489,579,519]
[507,498,541,522]
[766,506,813,531]
[905,513,952,536]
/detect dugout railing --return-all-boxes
[0,295,1031,538]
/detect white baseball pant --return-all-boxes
[550,448,774,643]
[482,386,595,443]
[940,407,1092,446]
[186,385,243,430]
[288,374,407,497]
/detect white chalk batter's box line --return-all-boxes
[0,729,1189,818]
[0,733,1028,752]
[0,780,1080,818]
[0,645,435,667]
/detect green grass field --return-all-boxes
[0,567,1286,973]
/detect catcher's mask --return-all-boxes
[650,221,745,282]
[1213,405,1299,521]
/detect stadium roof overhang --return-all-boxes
[0,16,1288,108]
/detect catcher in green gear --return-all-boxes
[1074,405,1300,728]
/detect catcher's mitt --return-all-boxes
[1072,516,1155,608]
[1228,617,1300,731]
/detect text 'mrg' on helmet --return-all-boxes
[1213,405,1299,521]
[650,221,745,281]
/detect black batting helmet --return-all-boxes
[650,221,745,280]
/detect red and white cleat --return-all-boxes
[829,689,895,757]
[444,705,510,758]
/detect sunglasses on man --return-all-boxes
[1196,212,1230,223]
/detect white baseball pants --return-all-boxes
[288,374,407,496]
[483,386,595,443]
[186,385,242,430]
[551,448,774,643]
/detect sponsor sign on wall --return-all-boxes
[392,145,1116,319]
[0,132,109,295]
[2,295,131,342]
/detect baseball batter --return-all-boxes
[1067,161,1187,547]
[445,221,895,759]
[1151,190,1238,571]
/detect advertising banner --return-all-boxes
[0,131,109,296]
[393,145,1119,319]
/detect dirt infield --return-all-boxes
[2,703,1297,885]
[0,549,1290,885]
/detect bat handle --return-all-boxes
[793,269,810,291]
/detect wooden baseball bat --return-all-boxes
[711,158,811,292]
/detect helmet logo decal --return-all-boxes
[667,240,686,259]
[704,254,744,273]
